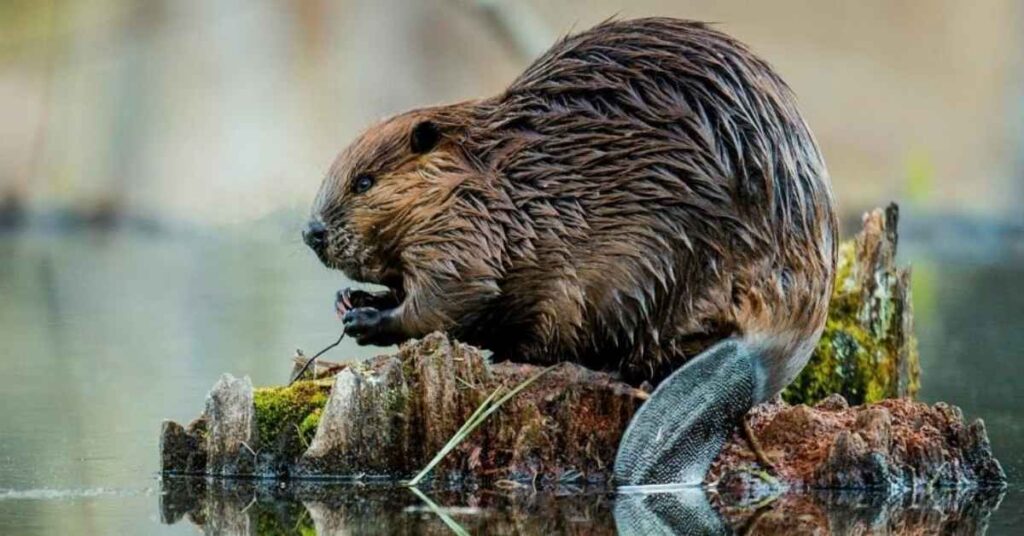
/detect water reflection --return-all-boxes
[614,488,726,534]
[161,478,618,535]
[159,478,1006,535]
[713,489,1006,535]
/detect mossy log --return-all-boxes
[160,333,1003,488]
[161,206,994,488]
[162,333,644,484]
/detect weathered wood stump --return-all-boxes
[709,395,1005,494]
[162,334,645,485]
[160,206,1003,489]
[783,204,920,404]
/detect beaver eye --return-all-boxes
[352,174,375,194]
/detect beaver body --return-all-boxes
[309,18,835,388]
[306,18,836,485]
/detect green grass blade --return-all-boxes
[408,386,502,486]
[408,486,471,536]
[491,364,555,408]
[407,365,555,487]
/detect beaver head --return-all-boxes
[305,107,472,298]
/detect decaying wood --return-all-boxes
[160,330,1003,489]
[163,333,646,485]
[709,395,1005,494]
[782,203,920,404]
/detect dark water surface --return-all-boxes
[0,225,1020,534]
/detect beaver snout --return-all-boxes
[302,220,328,256]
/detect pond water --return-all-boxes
[0,220,1021,534]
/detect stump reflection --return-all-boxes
[159,477,1004,535]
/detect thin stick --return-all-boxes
[288,333,345,386]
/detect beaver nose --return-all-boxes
[302,220,327,253]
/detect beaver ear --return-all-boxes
[410,121,441,154]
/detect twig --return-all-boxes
[239,494,258,514]
[454,375,478,390]
[291,508,311,532]
[240,441,261,462]
[288,333,345,386]
[742,418,778,472]
[738,498,777,536]
[290,355,348,371]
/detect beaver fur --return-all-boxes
[308,17,837,388]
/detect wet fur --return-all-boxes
[311,18,838,388]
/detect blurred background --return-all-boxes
[1,0,1023,227]
[0,2,1022,534]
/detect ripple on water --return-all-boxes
[0,487,149,501]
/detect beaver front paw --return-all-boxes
[342,307,403,346]
[335,288,400,319]
[342,307,381,345]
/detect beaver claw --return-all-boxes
[335,288,400,319]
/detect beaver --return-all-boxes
[304,18,837,486]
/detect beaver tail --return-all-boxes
[613,331,816,487]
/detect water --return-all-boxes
[0,222,1021,534]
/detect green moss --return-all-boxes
[253,381,330,454]
[783,237,919,406]
[298,408,322,446]
[783,318,892,405]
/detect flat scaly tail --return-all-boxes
[613,335,795,487]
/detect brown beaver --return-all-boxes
[304,18,836,486]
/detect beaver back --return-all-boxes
[453,18,837,383]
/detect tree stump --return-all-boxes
[783,203,919,404]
